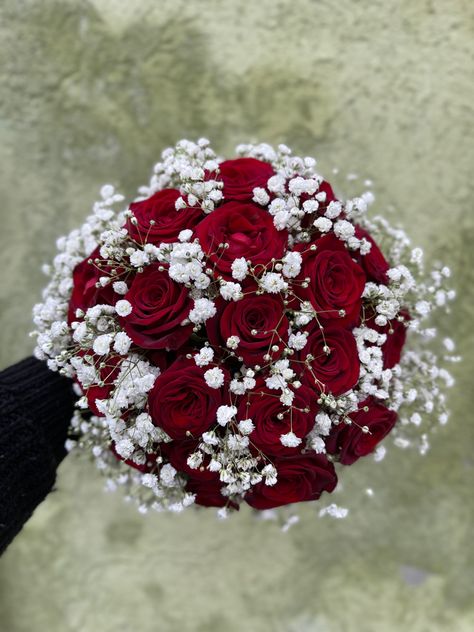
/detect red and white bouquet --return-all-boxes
[33,139,456,518]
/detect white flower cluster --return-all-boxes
[31,139,457,520]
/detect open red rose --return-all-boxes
[294,233,366,327]
[127,189,203,245]
[148,357,227,440]
[355,226,390,285]
[206,293,289,365]
[162,439,218,481]
[195,201,287,279]
[326,397,397,465]
[123,263,193,350]
[245,453,337,510]
[239,384,317,457]
[212,157,274,202]
[299,324,360,396]
[68,247,117,324]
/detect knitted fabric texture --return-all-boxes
[0,357,76,555]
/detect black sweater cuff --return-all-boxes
[0,357,76,554]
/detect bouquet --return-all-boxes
[33,139,456,519]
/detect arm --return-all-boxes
[0,357,76,555]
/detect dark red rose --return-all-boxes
[122,263,193,350]
[127,189,203,245]
[186,477,237,509]
[246,453,337,510]
[206,293,289,365]
[162,439,218,481]
[299,324,360,396]
[84,354,122,416]
[68,247,117,324]
[110,443,158,473]
[195,202,287,279]
[213,158,274,202]
[355,226,390,284]
[238,384,317,457]
[294,233,366,327]
[326,397,397,465]
[148,357,227,440]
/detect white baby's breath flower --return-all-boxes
[115,299,133,317]
[260,272,288,294]
[333,219,355,241]
[93,333,113,356]
[194,346,214,367]
[262,464,278,486]
[252,187,270,205]
[325,200,342,219]
[313,216,332,233]
[267,174,286,194]
[129,249,149,267]
[204,367,225,389]
[280,431,302,448]
[231,257,249,281]
[216,405,237,426]
[112,281,128,295]
[220,281,242,301]
[288,331,308,351]
[113,331,132,355]
[282,251,302,278]
[189,298,216,324]
[238,418,255,435]
[226,335,240,350]
[310,436,326,453]
[160,463,177,486]
[178,229,193,242]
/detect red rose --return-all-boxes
[299,324,360,396]
[294,233,366,326]
[195,202,287,279]
[123,263,193,350]
[245,453,337,510]
[163,439,218,481]
[148,357,227,440]
[68,247,116,324]
[206,293,289,365]
[238,384,317,457]
[326,397,397,465]
[186,477,237,508]
[214,158,274,202]
[127,189,203,245]
[355,226,390,284]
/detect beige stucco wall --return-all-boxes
[0,1,473,630]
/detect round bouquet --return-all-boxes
[33,139,456,518]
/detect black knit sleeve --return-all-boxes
[0,357,76,555]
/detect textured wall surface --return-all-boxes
[0,1,473,631]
